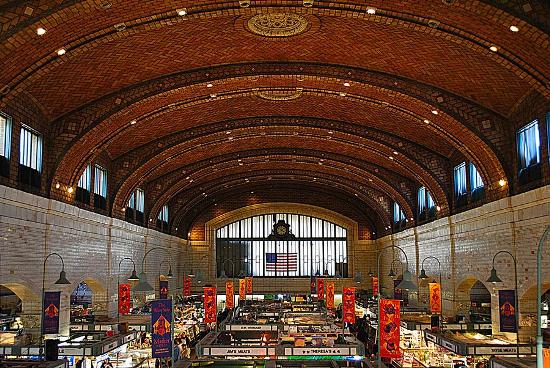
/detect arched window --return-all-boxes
[216,213,348,278]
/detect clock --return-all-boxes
[276,224,288,236]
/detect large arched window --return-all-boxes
[216,213,348,278]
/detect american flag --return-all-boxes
[266,253,298,272]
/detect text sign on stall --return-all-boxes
[290,347,352,355]
[151,299,172,358]
[208,347,274,356]
[498,290,517,332]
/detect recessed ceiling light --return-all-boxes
[176,8,187,16]
[226,131,231,134]
[393,151,398,155]
[366,7,376,15]
[436,205,441,211]
[489,45,498,52]
[55,182,60,189]
[57,49,66,56]
[130,120,136,125]
[423,119,430,124]
[499,179,506,187]
[509,25,519,32]
[210,93,217,98]
[328,131,334,134]
[339,92,347,97]
[207,83,213,88]
[67,187,74,194]
[389,156,394,160]
[343,82,350,87]
[250,191,254,194]
[37,27,46,35]
[368,178,373,182]
[431,110,438,115]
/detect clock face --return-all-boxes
[276,225,288,236]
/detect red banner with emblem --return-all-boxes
[380,299,401,358]
[204,287,217,323]
[317,278,325,300]
[326,281,335,309]
[343,287,356,324]
[245,276,253,294]
[118,284,131,315]
[226,281,234,309]
[239,278,246,301]
[372,277,379,297]
[183,276,191,297]
[429,283,442,314]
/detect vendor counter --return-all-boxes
[423,330,536,356]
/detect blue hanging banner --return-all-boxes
[42,291,61,334]
[498,290,517,332]
[151,299,173,358]
[393,279,402,300]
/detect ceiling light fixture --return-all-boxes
[343,82,350,87]
[37,27,46,35]
[339,92,347,97]
[431,110,438,115]
[210,93,217,98]
[130,120,136,125]
[207,83,213,88]
[393,151,398,155]
[176,8,187,16]
[499,179,506,187]
[366,7,376,15]
[509,25,519,32]
[389,156,394,160]
[423,119,430,124]
[489,45,498,52]
[436,205,441,211]
[57,49,66,56]
[67,187,74,194]
[55,183,60,189]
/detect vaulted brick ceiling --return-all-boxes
[0,0,548,239]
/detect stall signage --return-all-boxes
[424,331,437,344]
[151,299,173,358]
[204,286,217,323]
[471,346,520,355]
[379,299,401,358]
[226,280,235,309]
[429,283,442,314]
[58,347,83,356]
[228,324,275,331]
[292,347,349,355]
[42,291,61,334]
[118,284,131,315]
[239,279,246,300]
[440,340,457,353]
[183,276,191,297]
[326,281,335,309]
[342,287,356,323]
[209,347,269,356]
[317,278,325,300]
[372,277,379,297]
[159,280,168,299]
[102,340,118,354]
[246,276,253,294]
[498,290,517,332]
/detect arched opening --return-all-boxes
[469,281,491,322]
[0,285,22,331]
[70,282,94,323]
[0,283,38,341]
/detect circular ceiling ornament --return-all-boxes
[246,13,309,37]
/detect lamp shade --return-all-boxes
[388,267,396,278]
[167,266,173,279]
[354,271,362,284]
[128,269,140,281]
[397,269,417,291]
[55,270,71,285]
[486,267,502,283]
[188,270,195,277]
[419,268,428,280]
[133,272,154,292]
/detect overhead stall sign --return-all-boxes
[342,287,356,324]
[380,299,401,359]
[151,299,172,358]
[118,284,131,315]
[42,291,61,334]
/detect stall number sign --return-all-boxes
[209,347,272,356]
[290,347,351,355]
[229,325,275,331]
[58,347,83,356]
[471,346,520,355]
[441,340,457,353]
[424,331,437,343]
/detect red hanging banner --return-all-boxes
[372,277,379,297]
[317,278,325,300]
[226,281,234,309]
[183,276,191,297]
[204,287,217,323]
[326,281,335,309]
[118,284,131,315]
[429,283,442,314]
[239,278,246,301]
[380,299,401,359]
[245,276,253,294]
[342,287,356,324]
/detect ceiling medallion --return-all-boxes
[247,13,309,37]
[256,88,303,101]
